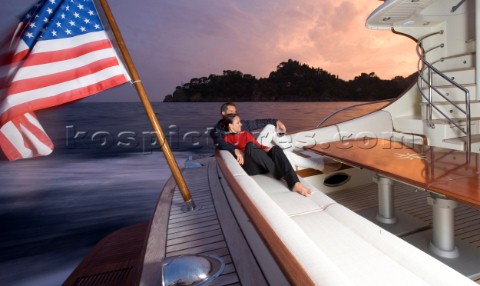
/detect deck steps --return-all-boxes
[429,116,480,125]
[444,134,480,145]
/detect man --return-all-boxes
[210,102,286,165]
[210,102,341,173]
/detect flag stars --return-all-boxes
[26,32,34,38]
[21,0,104,44]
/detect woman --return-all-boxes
[219,114,312,197]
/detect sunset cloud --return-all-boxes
[2,0,418,101]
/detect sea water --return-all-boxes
[0,101,387,285]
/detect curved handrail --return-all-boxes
[416,30,471,153]
[315,99,392,128]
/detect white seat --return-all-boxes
[252,174,335,216]
[216,150,476,285]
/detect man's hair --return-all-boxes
[220,102,236,114]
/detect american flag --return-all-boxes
[0,0,130,161]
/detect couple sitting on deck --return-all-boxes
[210,102,340,197]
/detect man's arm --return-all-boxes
[210,125,245,164]
[209,124,236,152]
[241,118,277,132]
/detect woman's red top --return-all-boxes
[224,131,267,151]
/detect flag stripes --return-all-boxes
[0,0,130,161]
[0,113,54,160]
[1,31,128,123]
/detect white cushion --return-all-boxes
[300,178,337,209]
[325,204,475,285]
[218,150,247,176]
[252,175,325,216]
[292,210,433,285]
[233,175,352,284]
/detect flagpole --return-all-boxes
[98,0,195,211]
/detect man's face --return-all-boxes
[222,105,237,117]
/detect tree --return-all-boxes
[163,60,415,102]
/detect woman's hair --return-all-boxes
[219,113,238,132]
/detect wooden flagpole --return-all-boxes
[98,0,195,211]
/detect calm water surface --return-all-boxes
[0,101,388,285]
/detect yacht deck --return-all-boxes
[64,157,480,285]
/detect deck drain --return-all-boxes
[323,172,350,187]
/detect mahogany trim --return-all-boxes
[216,150,315,286]
[139,175,177,286]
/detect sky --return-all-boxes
[1,0,418,102]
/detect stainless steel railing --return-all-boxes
[416,30,472,153]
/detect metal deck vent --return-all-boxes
[162,255,225,286]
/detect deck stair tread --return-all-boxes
[428,117,480,124]
[421,100,480,105]
[432,66,475,74]
[420,83,476,95]
[444,134,480,144]
[422,82,476,88]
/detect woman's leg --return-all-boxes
[243,143,312,196]
[268,146,312,196]
[242,142,277,176]
[267,146,299,189]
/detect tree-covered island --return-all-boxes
[163,59,416,102]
